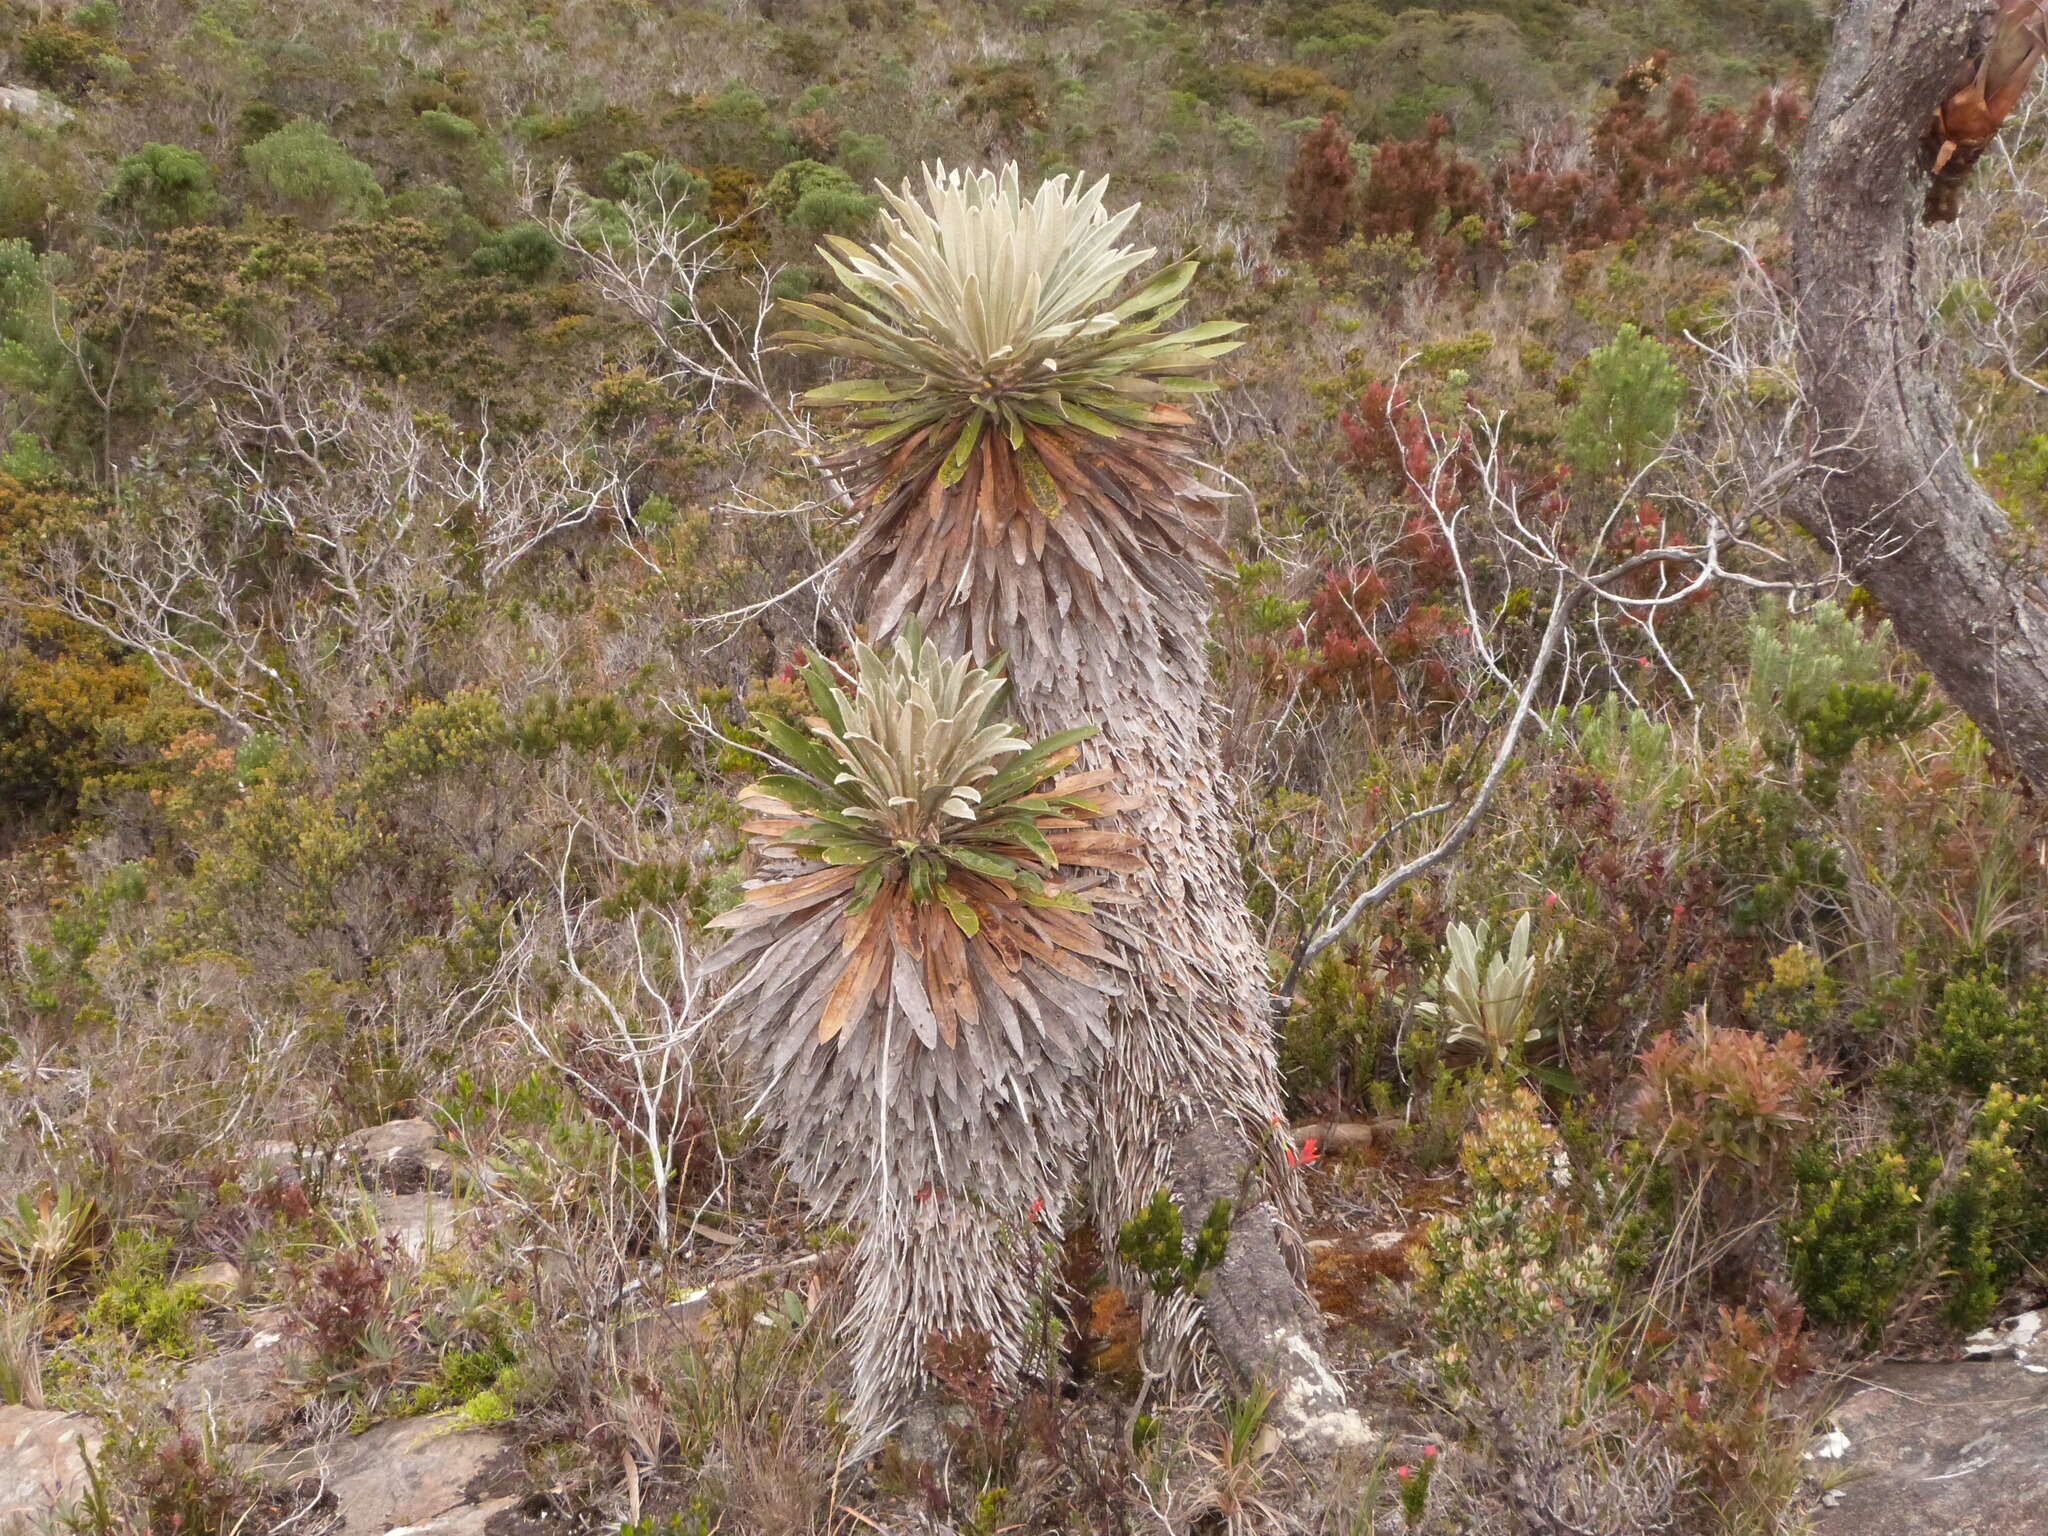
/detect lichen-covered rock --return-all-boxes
[288,1413,519,1536]
[0,86,73,128]
[337,1119,456,1194]
[1812,1350,2048,1536]
[169,1322,295,1442]
[0,1407,100,1535]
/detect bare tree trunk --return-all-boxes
[1793,0,2048,790]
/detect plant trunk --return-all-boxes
[898,520,1373,1460]
[1792,0,2048,791]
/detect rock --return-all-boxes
[1963,1308,2043,1365]
[288,1413,519,1536]
[177,1260,244,1305]
[1812,1357,2048,1535]
[0,1407,101,1535]
[617,1292,713,1365]
[385,1494,523,1536]
[338,1120,456,1195]
[0,86,72,129]
[170,1324,295,1441]
[371,1192,474,1261]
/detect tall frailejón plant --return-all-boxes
[706,628,1139,1439]
[779,165,1369,1454]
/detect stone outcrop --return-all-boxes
[337,1119,457,1195]
[0,1407,100,1536]
[288,1413,520,1536]
[1812,1314,2048,1536]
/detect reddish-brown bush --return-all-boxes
[1280,113,1355,256]
[1355,115,1489,253]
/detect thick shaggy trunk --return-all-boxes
[845,427,1374,1458]
[1792,0,2048,790]
[954,548,1359,1458]
[1011,650,1372,1461]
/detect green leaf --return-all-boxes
[803,378,922,404]
[1010,819,1059,870]
[1111,260,1197,320]
[1162,319,1247,345]
[750,774,843,816]
[937,883,981,937]
[752,713,845,784]
[937,412,985,488]
[945,846,1031,883]
[1058,402,1125,439]
[981,726,1098,802]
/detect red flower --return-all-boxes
[1287,1137,1323,1167]
[1396,1465,1414,1480]
[1422,1444,1440,1460]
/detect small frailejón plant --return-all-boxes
[778,162,1369,1456]
[1415,913,1559,1073]
[706,627,1141,1440]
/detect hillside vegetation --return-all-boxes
[3,0,2047,1532]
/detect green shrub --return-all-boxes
[83,1233,208,1358]
[419,108,480,146]
[103,144,218,230]
[835,130,891,185]
[1115,1188,1232,1297]
[1893,971,2048,1101]
[357,690,510,799]
[470,222,559,281]
[1931,1088,2036,1332]
[243,120,383,224]
[1562,324,1685,481]
[0,241,61,395]
[1416,1082,1614,1357]
[762,159,879,238]
[20,23,112,95]
[1785,1142,1923,1341]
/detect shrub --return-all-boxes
[1635,1289,1818,1525]
[470,221,560,281]
[66,1418,280,1536]
[1785,1142,1923,1339]
[1562,324,1685,481]
[103,144,218,230]
[1892,971,2048,1101]
[1115,1188,1232,1297]
[243,120,383,224]
[0,611,153,815]
[1631,1019,1826,1194]
[285,1237,396,1369]
[20,23,113,95]
[762,158,880,237]
[83,1233,208,1358]
[1280,113,1354,256]
[1415,1082,1613,1354]
[1744,599,1935,801]
[0,243,62,395]
[1931,1088,2036,1331]
[1356,115,1487,256]
[419,108,480,145]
